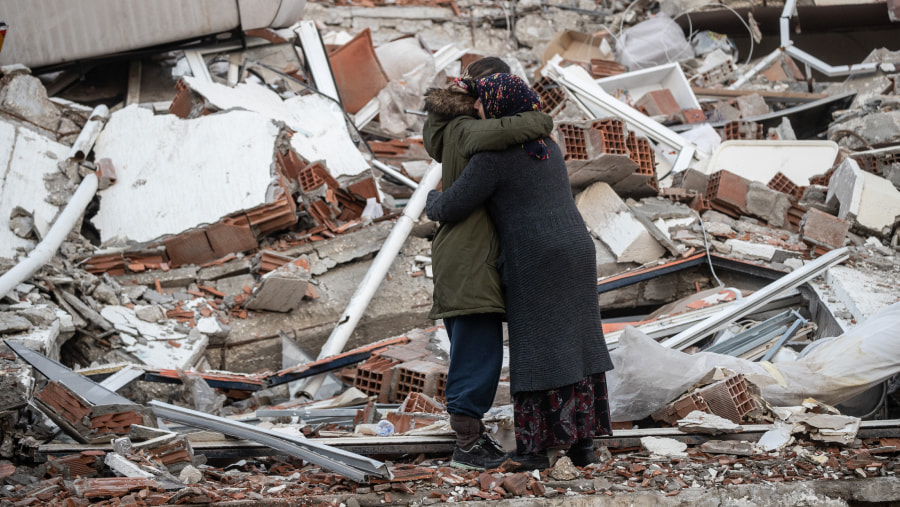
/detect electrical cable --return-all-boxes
[694,209,724,288]
[673,3,755,65]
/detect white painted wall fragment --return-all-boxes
[91,106,282,245]
[0,121,69,259]
[182,77,370,179]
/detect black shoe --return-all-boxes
[450,436,507,471]
[567,439,597,467]
[507,452,550,471]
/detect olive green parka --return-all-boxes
[422,86,553,319]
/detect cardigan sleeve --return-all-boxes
[426,154,499,223]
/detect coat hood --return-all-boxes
[424,86,477,118]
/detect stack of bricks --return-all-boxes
[589,58,627,78]
[46,451,105,479]
[34,381,155,445]
[353,329,449,404]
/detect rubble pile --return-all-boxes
[1,0,900,504]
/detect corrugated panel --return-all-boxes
[0,0,241,68]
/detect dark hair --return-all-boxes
[463,57,510,80]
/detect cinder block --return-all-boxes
[695,374,758,424]
[800,208,850,250]
[354,356,400,403]
[391,359,448,403]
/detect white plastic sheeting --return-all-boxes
[607,301,900,421]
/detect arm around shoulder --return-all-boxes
[458,111,554,158]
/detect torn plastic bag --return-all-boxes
[606,326,768,422]
[767,301,900,407]
[615,15,694,71]
[607,301,900,421]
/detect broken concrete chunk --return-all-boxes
[550,456,580,480]
[104,452,157,479]
[699,440,755,456]
[133,305,166,323]
[827,158,900,237]
[677,410,743,434]
[640,436,687,458]
[195,316,230,339]
[244,260,311,313]
[179,464,202,484]
[575,182,665,264]
[0,313,33,335]
[0,120,70,259]
[757,422,795,452]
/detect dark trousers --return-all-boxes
[443,313,504,419]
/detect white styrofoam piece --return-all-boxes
[183,77,369,179]
[595,62,701,111]
[91,105,280,245]
[703,140,840,186]
[0,122,69,259]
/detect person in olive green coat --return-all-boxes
[422,57,554,470]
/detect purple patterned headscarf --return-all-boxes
[475,73,549,160]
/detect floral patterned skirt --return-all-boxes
[513,373,612,454]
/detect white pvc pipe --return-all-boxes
[68,105,109,161]
[300,162,442,398]
[0,173,99,299]
[371,160,419,190]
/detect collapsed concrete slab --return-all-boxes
[91,106,284,246]
[176,77,373,183]
[575,182,665,264]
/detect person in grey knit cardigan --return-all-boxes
[426,73,614,470]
